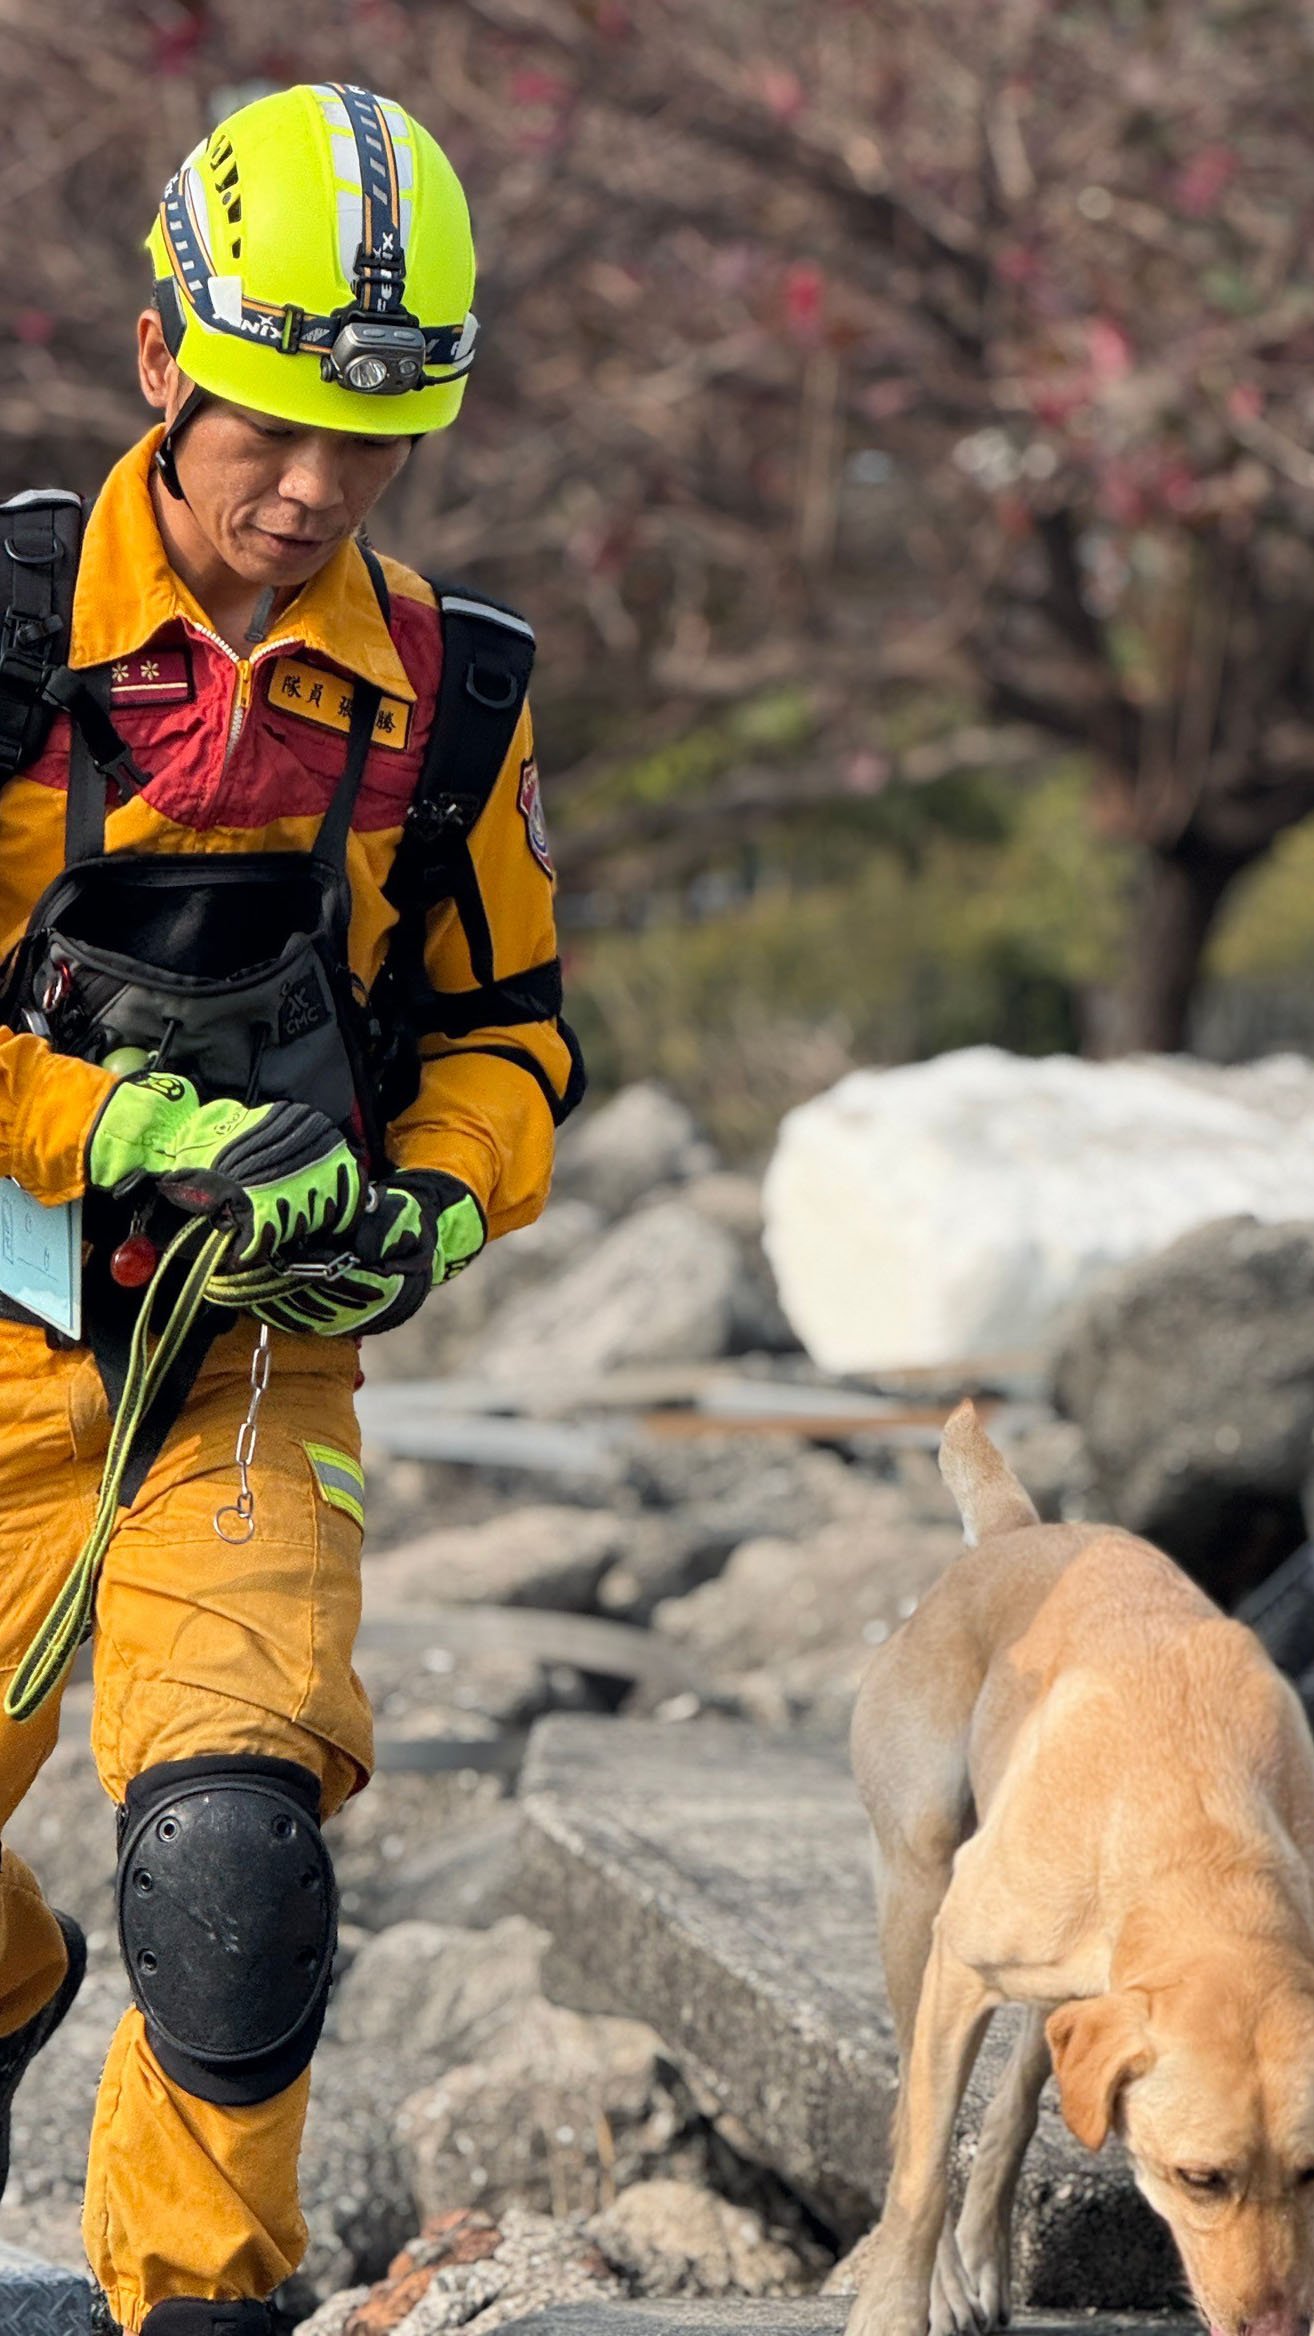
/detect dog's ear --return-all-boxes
[1046,1992,1153,2150]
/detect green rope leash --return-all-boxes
[5,1221,309,1724]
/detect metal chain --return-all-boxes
[214,1324,272,1544]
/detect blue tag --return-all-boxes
[0,1182,82,1338]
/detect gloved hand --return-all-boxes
[87,1071,363,1265]
[245,1171,486,1337]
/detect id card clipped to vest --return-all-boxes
[0,1182,81,1339]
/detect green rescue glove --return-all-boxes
[87,1072,363,1265]
[245,1171,486,1337]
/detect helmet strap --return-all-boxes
[153,383,210,504]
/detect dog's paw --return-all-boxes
[954,2207,1011,2330]
[931,2227,991,2336]
[929,2212,1012,2336]
[842,2225,932,2336]
[846,2282,929,2336]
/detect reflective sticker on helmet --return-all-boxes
[305,1442,365,1528]
[517,756,554,878]
[267,658,412,750]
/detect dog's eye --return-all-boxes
[1176,2168,1229,2195]
[1297,2167,1314,2189]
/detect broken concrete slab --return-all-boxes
[0,2244,89,2334]
[513,1716,1180,2309]
[497,2308,1197,2335]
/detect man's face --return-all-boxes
[137,309,412,591]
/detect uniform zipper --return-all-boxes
[184,620,300,767]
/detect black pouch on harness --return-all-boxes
[0,671,385,1155]
[20,854,364,1128]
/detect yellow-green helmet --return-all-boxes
[146,83,477,438]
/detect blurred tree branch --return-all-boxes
[5,0,1314,1045]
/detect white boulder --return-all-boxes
[761,1046,1314,1373]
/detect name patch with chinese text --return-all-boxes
[266,658,412,751]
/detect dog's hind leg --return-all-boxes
[931,2005,1050,2335]
[855,1617,982,2069]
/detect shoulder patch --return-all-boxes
[517,755,554,877]
[110,647,194,706]
[267,657,413,751]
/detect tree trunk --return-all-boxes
[1104,835,1255,1055]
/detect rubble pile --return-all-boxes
[1,1068,1307,2333]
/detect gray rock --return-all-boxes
[400,1997,687,2221]
[370,1199,607,1381]
[587,2179,808,2298]
[0,2245,89,2334]
[682,1175,800,1358]
[470,1201,742,1385]
[298,2046,417,2297]
[554,1085,719,1218]
[1051,1215,1314,1598]
[512,1715,1179,2307]
[300,2206,620,2334]
[329,1770,509,1932]
[592,1518,730,1627]
[0,1946,125,2274]
[327,1915,548,2064]
[651,1489,959,1722]
[363,1507,638,1615]
[338,1805,523,1934]
[629,1439,876,1549]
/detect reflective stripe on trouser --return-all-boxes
[0,1316,373,2335]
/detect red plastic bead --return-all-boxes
[110,1234,159,1289]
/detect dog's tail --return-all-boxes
[939,1398,1040,1546]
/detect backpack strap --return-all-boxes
[0,490,84,781]
[371,580,538,1124]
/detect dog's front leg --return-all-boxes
[847,1931,996,2336]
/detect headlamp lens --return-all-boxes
[345,353,391,391]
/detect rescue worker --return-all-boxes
[0,82,582,2335]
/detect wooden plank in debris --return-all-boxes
[362,1364,724,1418]
[372,1729,527,1777]
[356,1602,704,1692]
[355,1395,621,1478]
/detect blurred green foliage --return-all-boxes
[1208,821,1314,983]
[563,764,1136,1158]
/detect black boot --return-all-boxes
[0,1907,85,2200]
[141,2305,273,2334]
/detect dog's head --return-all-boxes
[1049,1970,1314,2336]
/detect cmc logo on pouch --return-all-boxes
[143,1073,189,1103]
[278,973,330,1045]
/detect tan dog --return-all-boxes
[846,1400,1314,2336]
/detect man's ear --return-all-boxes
[1046,1992,1153,2150]
[137,308,176,412]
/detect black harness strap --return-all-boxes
[0,491,83,780]
[414,957,564,1039]
[373,584,537,1121]
[314,676,383,878]
[52,666,149,863]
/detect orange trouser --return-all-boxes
[0,1313,373,2334]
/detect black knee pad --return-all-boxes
[117,1755,337,2107]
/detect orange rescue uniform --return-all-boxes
[0,427,580,2330]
